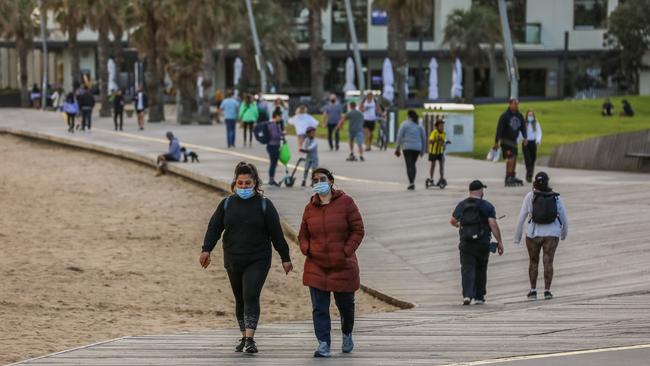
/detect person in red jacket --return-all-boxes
[298,167,365,358]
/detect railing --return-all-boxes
[511,23,541,44]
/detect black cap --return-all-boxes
[469,180,487,191]
[534,171,549,186]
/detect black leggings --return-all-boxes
[66,113,76,131]
[81,108,92,130]
[113,110,123,130]
[523,141,537,180]
[403,149,420,184]
[327,124,340,150]
[226,256,271,331]
[242,122,254,145]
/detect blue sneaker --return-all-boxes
[313,341,331,358]
[342,333,354,353]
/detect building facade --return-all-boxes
[1,0,647,100]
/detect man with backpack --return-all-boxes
[514,172,569,300]
[450,180,504,305]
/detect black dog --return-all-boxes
[180,147,199,163]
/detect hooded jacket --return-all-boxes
[298,190,364,292]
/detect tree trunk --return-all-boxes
[464,65,475,101]
[308,0,325,106]
[178,88,196,124]
[18,46,29,107]
[487,44,497,97]
[98,26,111,117]
[387,6,407,108]
[146,59,165,122]
[69,30,81,88]
[197,47,214,124]
[112,28,124,83]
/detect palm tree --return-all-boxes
[235,1,297,93]
[443,5,501,100]
[50,0,85,89]
[126,0,173,122]
[84,0,120,117]
[373,0,432,108]
[305,0,328,105]
[180,0,243,124]
[0,0,38,107]
[166,41,203,124]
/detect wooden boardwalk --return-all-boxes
[3,109,650,365]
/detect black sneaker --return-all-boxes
[235,337,246,352]
[463,297,471,305]
[544,290,553,300]
[527,290,537,300]
[346,154,357,162]
[407,184,415,190]
[359,155,365,162]
[474,297,486,305]
[301,180,306,187]
[244,337,258,353]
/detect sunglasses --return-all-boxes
[236,180,253,186]
[312,176,329,185]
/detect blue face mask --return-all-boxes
[235,187,255,200]
[527,116,535,123]
[313,182,331,196]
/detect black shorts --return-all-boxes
[429,153,445,162]
[163,153,179,162]
[363,120,376,131]
[500,143,518,158]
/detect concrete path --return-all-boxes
[3,109,650,365]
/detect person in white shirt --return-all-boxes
[514,172,568,301]
[359,92,382,152]
[522,110,542,183]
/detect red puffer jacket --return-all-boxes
[299,190,365,293]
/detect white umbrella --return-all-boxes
[403,63,409,99]
[451,58,463,98]
[107,58,117,93]
[196,75,204,99]
[382,58,394,103]
[343,57,356,93]
[234,57,243,97]
[428,57,438,100]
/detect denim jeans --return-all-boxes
[327,124,340,150]
[225,119,236,147]
[303,155,319,181]
[309,287,355,345]
[266,144,280,181]
[459,242,490,299]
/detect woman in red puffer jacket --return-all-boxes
[298,167,364,358]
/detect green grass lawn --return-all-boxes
[302,96,650,159]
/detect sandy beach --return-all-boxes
[0,134,395,365]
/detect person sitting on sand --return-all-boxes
[156,132,181,176]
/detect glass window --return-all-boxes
[519,69,547,97]
[408,1,434,41]
[574,0,608,29]
[331,0,367,43]
[473,0,526,40]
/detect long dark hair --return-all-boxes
[533,171,552,192]
[230,161,264,195]
[526,110,537,131]
[407,110,419,123]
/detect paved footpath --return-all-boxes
[2,109,650,365]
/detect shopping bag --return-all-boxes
[279,141,291,166]
[486,148,501,162]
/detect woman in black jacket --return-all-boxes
[200,162,293,354]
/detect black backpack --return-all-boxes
[531,191,560,224]
[459,199,485,241]
[253,122,271,144]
